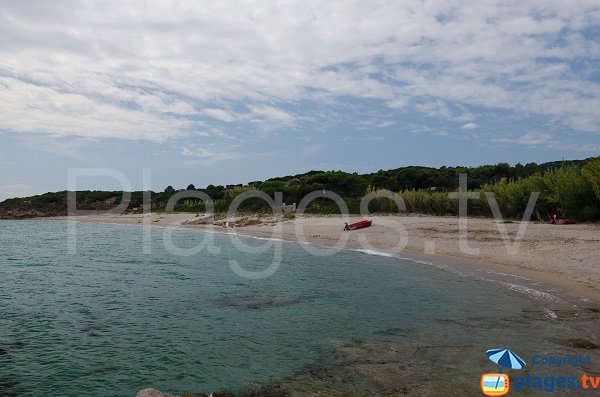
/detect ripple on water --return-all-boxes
[1,220,599,397]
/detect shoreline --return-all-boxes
[34,212,600,305]
[3,214,600,397]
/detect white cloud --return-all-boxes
[135,94,196,115]
[181,146,239,164]
[461,122,478,130]
[203,108,236,122]
[0,0,598,145]
[247,105,294,124]
[301,144,324,157]
[492,132,553,145]
[0,76,191,142]
[17,135,95,158]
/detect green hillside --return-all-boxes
[1,157,598,221]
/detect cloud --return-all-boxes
[247,105,294,124]
[0,75,191,142]
[301,144,324,157]
[203,108,236,122]
[181,146,239,164]
[17,135,96,159]
[461,122,478,130]
[0,0,598,147]
[492,132,553,145]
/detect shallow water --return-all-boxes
[0,220,598,396]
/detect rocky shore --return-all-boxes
[134,305,600,397]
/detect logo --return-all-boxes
[481,348,526,396]
[481,373,510,396]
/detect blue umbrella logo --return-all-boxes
[486,348,526,373]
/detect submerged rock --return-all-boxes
[0,376,21,397]
[372,327,410,336]
[213,293,308,310]
[136,389,210,397]
[550,337,600,350]
[566,338,599,349]
[136,389,179,397]
[239,384,291,397]
[0,341,26,357]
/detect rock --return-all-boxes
[0,341,26,357]
[136,389,179,397]
[239,384,291,397]
[0,376,21,397]
[213,293,308,310]
[136,390,209,397]
[209,393,235,397]
[566,338,599,349]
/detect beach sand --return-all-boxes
[51,212,600,303]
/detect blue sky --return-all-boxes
[0,1,599,200]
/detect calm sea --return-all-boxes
[0,220,598,396]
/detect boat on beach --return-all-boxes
[344,219,373,230]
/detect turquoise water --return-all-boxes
[0,220,598,396]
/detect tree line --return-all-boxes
[1,157,598,221]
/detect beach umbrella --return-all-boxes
[486,348,526,371]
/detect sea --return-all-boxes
[1,220,598,396]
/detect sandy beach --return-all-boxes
[52,212,600,303]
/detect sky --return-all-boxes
[0,0,599,200]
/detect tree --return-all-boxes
[186,184,196,191]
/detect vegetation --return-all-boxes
[1,157,598,221]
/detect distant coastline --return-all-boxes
[2,157,599,222]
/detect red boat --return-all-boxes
[344,219,373,231]
[550,218,577,225]
[559,219,576,225]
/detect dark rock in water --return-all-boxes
[209,392,235,397]
[0,376,21,397]
[136,389,209,397]
[136,389,179,397]
[239,384,291,397]
[373,327,409,336]
[213,293,308,310]
[4,341,25,350]
[81,322,107,335]
[550,337,600,350]
[566,338,599,349]
[0,341,26,357]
